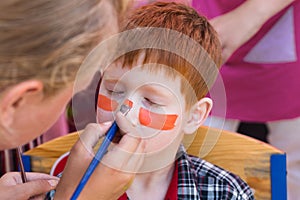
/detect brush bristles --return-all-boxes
[120,104,131,116]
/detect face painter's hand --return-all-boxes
[101,111,145,173]
[54,120,145,200]
[0,172,59,200]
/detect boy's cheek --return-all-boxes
[139,108,178,131]
[96,94,119,123]
[96,108,114,123]
[97,94,118,111]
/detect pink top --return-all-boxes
[193,0,300,122]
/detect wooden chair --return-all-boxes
[24,126,287,200]
[183,126,287,200]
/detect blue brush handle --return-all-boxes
[71,122,118,200]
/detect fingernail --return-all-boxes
[48,179,59,187]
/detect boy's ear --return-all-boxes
[183,97,213,134]
[0,80,44,129]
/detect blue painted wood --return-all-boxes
[21,155,31,172]
[271,154,287,200]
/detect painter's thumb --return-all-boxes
[79,122,112,150]
[14,179,58,199]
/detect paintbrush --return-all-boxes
[71,103,131,200]
[16,146,27,183]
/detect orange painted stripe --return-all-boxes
[139,107,178,130]
[97,94,118,111]
[124,99,133,108]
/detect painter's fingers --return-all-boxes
[79,137,144,200]
[115,111,141,137]
[78,133,145,199]
[124,137,145,172]
[107,111,145,172]
[3,172,59,184]
[55,122,113,199]
[102,133,145,173]
[78,122,112,154]
[116,112,145,171]
[0,172,59,200]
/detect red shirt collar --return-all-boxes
[118,162,178,200]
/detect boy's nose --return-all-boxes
[123,99,139,127]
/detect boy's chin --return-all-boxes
[136,146,179,173]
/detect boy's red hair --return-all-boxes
[119,2,222,108]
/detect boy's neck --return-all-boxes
[126,162,175,200]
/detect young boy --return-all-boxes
[93,2,254,200]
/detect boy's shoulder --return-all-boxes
[177,151,255,200]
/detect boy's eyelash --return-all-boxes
[106,88,120,93]
[106,89,124,95]
[144,97,162,106]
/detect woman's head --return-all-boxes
[0,0,124,95]
[0,0,129,149]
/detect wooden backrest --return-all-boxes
[183,126,286,200]
[24,126,287,200]
[24,132,80,174]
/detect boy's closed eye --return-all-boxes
[103,79,125,96]
[106,88,124,96]
[143,97,165,107]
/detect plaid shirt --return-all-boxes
[176,150,254,199]
[47,147,254,200]
[119,148,254,200]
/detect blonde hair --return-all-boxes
[0,0,130,95]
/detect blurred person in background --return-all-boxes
[192,0,300,199]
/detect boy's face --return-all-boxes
[97,62,188,155]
